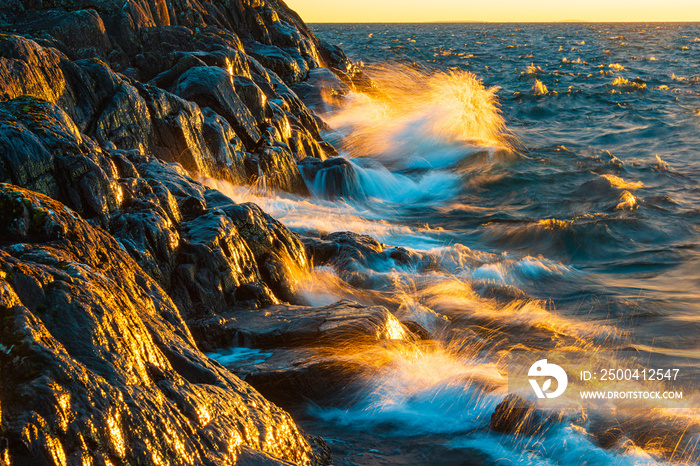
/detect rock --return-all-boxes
[247,42,308,85]
[0,97,121,221]
[0,0,375,462]
[300,156,363,200]
[292,66,351,111]
[205,190,310,302]
[302,231,421,288]
[257,144,310,195]
[199,299,414,407]
[203,300,409,349]
[175,209,277,314]
[0,184,329,465]
[234,74,269,124]
[148,53,208,90]
[236,348,368,407]
[93,80,154,153]
[489,395,546,435]
[171,65,262,149]
[108,175,181,287]
[39,9,113,59]
[0,34,98,131]
[200,107,249,185]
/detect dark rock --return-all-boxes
[40,9,113,59]
[247,42,308,84]
[234,74,269,124]
[176,209,276,313]
[306,231,417,269]
[0,184,329,465]
[148,53,208,90]
[301,231,423,289]
[257,144,310,195]
[489,395,546,435]
[131,154,206,213]
[171,65,261,149]
[214,300,409,349]
[239,348,368,407]
[201,300,413,407]
[205,191,310,302]
[201,107,249,185]
[0,97,121,221]
[0,0,375,462]
[292,66,351,111]
[300,156,363,200]
[0,34,99,131]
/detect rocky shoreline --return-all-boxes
[0,0,406,464]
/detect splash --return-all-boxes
[525,63,544,75]
[202,176,443,249]
[601,174,644,190]
[324,64,510,170]
[608,63,626,71]
[612,76,647,91]
[533,79,549,96]
[616,191,638,210]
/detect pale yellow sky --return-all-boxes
[284,0,700,23]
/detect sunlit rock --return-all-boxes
[0,184,329,465]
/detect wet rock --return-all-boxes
[237,348,368,407]
[201,299,412,407]
[197,300,408,350]
[148,53,208,90]
[201,107,249,185]
[205,190,310,302]
[93,79,153,152]
[0,0,370,462]
[171,65,262,149]
[175,209,277,314]
[234,74,269,124]
[36,9,113,59]
[0,184,329,465]
[292,66,351,111]
[0,185,330,464]
[299,156,363,200]
[257,144,310,195]
[131,154,206,215]
[0,97,121,221]
[0,34,98,131]
[247,42,308,84]
[489,394,547,436]
[302,231,421,288]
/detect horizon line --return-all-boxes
[307,20,700,24]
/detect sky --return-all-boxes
[284,0,700,23]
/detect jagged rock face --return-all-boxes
[0,0,376,463]
[0,27,330,194]
[0,93,312,315]
[0,97,122,222]
[0,185,329,465]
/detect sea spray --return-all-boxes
[323,64,512,170]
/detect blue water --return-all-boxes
[307,23,700,465]
[217,23,700,465]
[311,22,700,351]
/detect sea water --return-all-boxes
[211,23,700,465]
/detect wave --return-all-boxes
[322,63,511,170]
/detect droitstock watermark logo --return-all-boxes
[507,351,697,411]
[528,359,568,399]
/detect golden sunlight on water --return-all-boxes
[325,65,511,169]
[206,168,700,462]
[204,40,700,459]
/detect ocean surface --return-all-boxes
[214,23,700,465]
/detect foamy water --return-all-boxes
[208,22,700,465]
